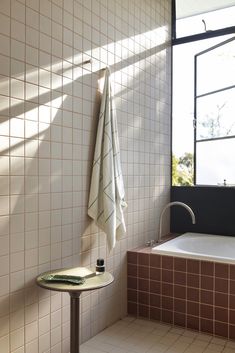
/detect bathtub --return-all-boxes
[152,232,235,264]
[127,231,235,338]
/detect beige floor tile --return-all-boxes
[80,318,235,353]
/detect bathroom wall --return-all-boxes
[171,186,235,236]
[0,0,171,352]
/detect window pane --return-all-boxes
[196,38,235,95]
[176,5,235,38]
[196,138,235,185]
[172,37,230,157]
[196,88,235,140]
[176,0,235,19]
[172,35,233,186]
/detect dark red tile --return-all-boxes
[138,278,149,292]
[229,325,235,340]
[201,275,214,291]
[187,287,199,302]
[215,263,229,279]
[139,291,149,305]
[127,289,137,302]
[150,280,161,294]
[187,301,199,316]
[174,257,186,272]
[187,259,199,274]
[150,294,160,308]
[128,302,137,315]
[162,256,173,270]
[174,312,186,327]
[201,261,214,276]
[230,280,235,295]
[174,271,186,286]
[230,265,235,280]
[215,307,228,323]
[215,322,228,338]
[139,304,149,318]
[128,277,137,290]
[150,307,161,321]
[215,292,228,307]
[215,278,228,293]
[187,274,199,288]
[174,285,186,299]
[229,310,235,325]
[139,266,149,279]
[138,253,150,266]
[150,254,161,268]
[200,304,213,320]
[162,296,173,310]
[201,290,213,305]
[127,264,137,277]
[187,315,199,331]
[230,295,235,310]
[150,268,161,281]
[127,251,137,264]
[174,298,186,313]
[162,309,173,324]
[200,318,213,334]
[162,269,173,283]
[162,283,173,296]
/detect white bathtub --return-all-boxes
[152,232,235,264]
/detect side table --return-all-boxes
[36,267,114,353]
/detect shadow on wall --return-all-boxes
[0,20,171,345]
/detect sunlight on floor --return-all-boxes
[81,317,235,353]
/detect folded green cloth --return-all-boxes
[42,274,85,285]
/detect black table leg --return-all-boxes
[70,292,81,353]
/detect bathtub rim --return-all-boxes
[151,232,235,264]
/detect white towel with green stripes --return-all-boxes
[88,67,127,251]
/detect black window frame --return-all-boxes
[171,0,235,186]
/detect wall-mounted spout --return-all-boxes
[157,201,196,243]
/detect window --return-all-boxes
[195,37,235,185]
[172,0,235,186]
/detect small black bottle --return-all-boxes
[96,258,105,274]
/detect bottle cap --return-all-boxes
[96,258,104,266]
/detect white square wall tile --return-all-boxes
[11,0,25,23]
[25,339,39,353]
[0,255,9,276]
[10,251,24,273]
[25,303,38,324]
[0,196,9,216]
[10,233,24,253]
[0,335,9,353]
[25,321,38,343]
[39,332,50,353]
[10,214,24,234]
[25,248,38,268]
[0,275,9,296]
[0,156,10,176]
[0,13,10,36]
[0,54,10,76]
[39,315,50,336]
[10,309,24,331]
[0,235,9,255]
[10,327,24,351]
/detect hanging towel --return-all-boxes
[88,67,127,251]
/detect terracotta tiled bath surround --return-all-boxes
[127,248,235,339]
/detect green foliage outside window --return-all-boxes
[172,153,194,186]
